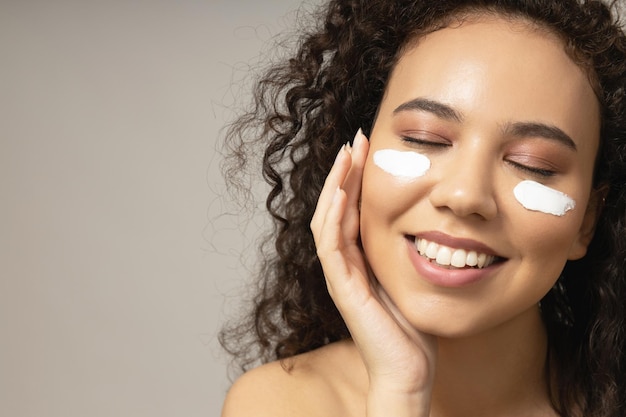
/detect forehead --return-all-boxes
[381,17,600,154]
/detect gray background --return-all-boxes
[0,1,314,416]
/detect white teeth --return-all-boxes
[466,251,478,267]
[450,249,467,268]
[415,237,496,269]
[418,238,428,254]
[435,246,452,266]
[477,253,488,268]
[425,241,439,259]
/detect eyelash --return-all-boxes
[401,136,450,147]
[507,161,556,178]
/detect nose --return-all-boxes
[428,152,498,220]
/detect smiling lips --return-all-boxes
[414,236,500,269]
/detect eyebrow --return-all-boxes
[393,97,463,123]
[505,122,578,152]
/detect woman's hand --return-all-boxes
[310,129,437,417]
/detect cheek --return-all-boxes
[361,149,432,220]
[506,178,588,263]
[507,199,586,273]
[360,166,394,232]
[360,156,429,227]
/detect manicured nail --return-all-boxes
[345,141,353,154]
[335,144,346,161]
[354,128,365,148]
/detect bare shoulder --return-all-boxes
[220,360,301,417]
[220,339,366,417]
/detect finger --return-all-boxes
[313,128,367,235]
[316,187,353,293]
[343,129,369,209]
[310,145,351,237]
[316,186,369,299]
[340,129,370,239]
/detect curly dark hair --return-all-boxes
[219,0,626,415]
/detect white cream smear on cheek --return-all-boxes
[513,180,576,216]
[373,149,431,179]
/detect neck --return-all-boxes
[431,306,553,417]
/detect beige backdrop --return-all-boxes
[0,1,310,416]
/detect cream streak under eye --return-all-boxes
[513,180,576,216]
[373,149,431,180]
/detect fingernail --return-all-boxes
[335,144,345,161]
[345,141,352,154]
[354,128,364,148]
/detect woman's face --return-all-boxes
[360,17,601,337]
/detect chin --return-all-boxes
[394,295,544,341]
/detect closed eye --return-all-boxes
[401,136,450,148]
[507,160,556,178]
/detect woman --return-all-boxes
[220,0,626,415]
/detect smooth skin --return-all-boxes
[222,16,601,417]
